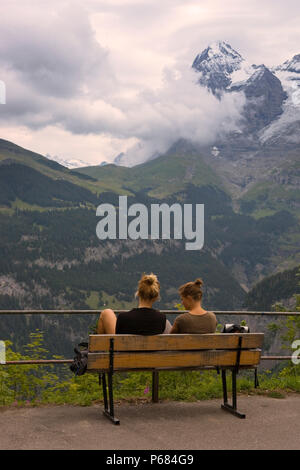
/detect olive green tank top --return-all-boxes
[172,311,217,334]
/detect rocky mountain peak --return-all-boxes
[192,41,244,93]
[275,54,300,73]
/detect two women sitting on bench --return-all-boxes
[97,273,217,335]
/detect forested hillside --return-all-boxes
[245,266,300,311]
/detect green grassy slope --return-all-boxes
[0,139,105,197]
[77,141,224,199]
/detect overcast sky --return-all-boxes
[0,0,299,166]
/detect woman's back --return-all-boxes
[116,307,166,335]
[171,311,217,334]
[97,273,164,335]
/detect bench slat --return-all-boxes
[87,349,261,371]
[89,333,264,352]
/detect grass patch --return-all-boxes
[85,291,100,310]
[100,291,135,311]
[1,367,299,408]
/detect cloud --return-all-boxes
[110,66,246,165]
[0,3,115,98]
[0,0,299,165]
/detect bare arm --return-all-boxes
[170,318,180,334]
[163,319,172,334]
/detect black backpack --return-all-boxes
[70,342,89,376]
[222,324,250,333]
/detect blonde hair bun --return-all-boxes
[136,273,160,301]
[143,274,156,285]
[194,278,203,287]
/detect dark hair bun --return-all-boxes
[179,278,204,301]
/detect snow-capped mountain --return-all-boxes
[192,40,264,94]
[192,41,244,93]
[257,54,300,146]
[189,42,300,195]
[275,54,300,74]
[114,41,299,168]
[192,41,288,133]
[46,154,95,169]
[273,54,300,107]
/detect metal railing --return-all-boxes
[1,310,299,316]
[0,310,299,365]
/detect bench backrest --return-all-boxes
[87,333,264,371]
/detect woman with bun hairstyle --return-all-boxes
[97,273,171,335]
[171,279,217,334]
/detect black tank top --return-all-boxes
[116,308,166,335]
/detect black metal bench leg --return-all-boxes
[221,369,228,405]
[101,372,120,425]
[101,373,108,412]
[152,371,159,403]
[254,368,259,388]
[221,369,246,419]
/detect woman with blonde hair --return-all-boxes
[171,278,217,334]
[97,273,170,335]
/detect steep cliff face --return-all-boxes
[231,65,288,132]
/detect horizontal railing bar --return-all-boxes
[2,360,73,365]
[0,310,299,316]
[261,356,295,360]
[0,356,295,365]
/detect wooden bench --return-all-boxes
[87,333,264,424]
